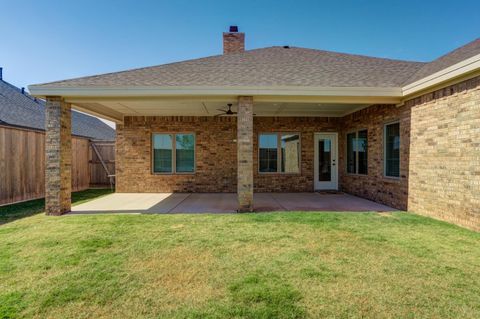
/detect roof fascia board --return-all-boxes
[71,104,124,124]
[28,86,402,98]
[402,53,480,97]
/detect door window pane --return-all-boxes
[347,132,356,174]
[259,134,278,172]
[153,134,173,173]
[281,134,300,173]
[318,139,331,181]
[357,130,368,175]
[385,123,400,177]
[176,134,195,173]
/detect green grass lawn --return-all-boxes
[0,190,479,318]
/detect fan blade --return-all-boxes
[214,113,224,117]
[216,109,226,112]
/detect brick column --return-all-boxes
[45,96,72,215]
[237,96,254,212]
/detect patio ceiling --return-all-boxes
[64,95,400,123]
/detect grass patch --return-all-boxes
[0,189,113,225]
[0,192,479,318]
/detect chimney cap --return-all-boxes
[229,25,239,32]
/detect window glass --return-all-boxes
[153,134,173,173]
[357,130,368,175]
[259,134,278,172]
[385,123,400,177]
[281,134,300,173]
[176,134,195,173]
[318,139,331,181]
[346,132,356,174]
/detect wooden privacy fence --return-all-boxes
[0,126,115,205]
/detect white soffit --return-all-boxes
[72,101,370,118]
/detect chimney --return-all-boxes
[223,26,245,54]
[0,67,2,80]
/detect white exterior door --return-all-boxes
[314,133,338,190]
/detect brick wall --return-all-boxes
[253,117,339,192]
[116,116,237,193]
[407,76,480,231]
[116,116,339,193]
[338,104,411,210]
[115,77,480,230]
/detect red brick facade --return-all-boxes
[339,104,411,210]
[116,76,480,230]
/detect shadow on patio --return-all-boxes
[70,192,397,214]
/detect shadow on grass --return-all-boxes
[0,189,113,225]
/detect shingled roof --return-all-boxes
[0,79,115,140]
[405,38,480,84]
[33,47,427,89]
[30,37,480,95]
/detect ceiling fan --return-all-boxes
[215,103,236,116]
[214,103,256,116]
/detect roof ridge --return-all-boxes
[267,45,426,64]
[0,79,42,104]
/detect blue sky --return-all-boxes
[1,0,479,89]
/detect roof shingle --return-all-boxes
[0,79,115,140]
[31,38,480,90]
[34,47,426,88]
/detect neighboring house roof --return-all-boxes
[33,47,427,88]
[0,79,115,140]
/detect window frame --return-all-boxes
[346,128,368,176]
[383,121,400,179]
[151,132,196,175]
[258,132,301,175]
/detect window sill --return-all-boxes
[383,175,401,181]
[345,173,368,177]
[258,172,301,176]
[152,172,196,176]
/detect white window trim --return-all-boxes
[258,132,301,175]
[383,121,400,179]
[152,132,196,175]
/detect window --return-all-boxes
[259,133,300,173]
[153,133,195,173]
[347,129,368,175]
[384,122,400,177]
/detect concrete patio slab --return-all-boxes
[270,193,395,212]
[71,192,396,214]
[71,193,189,214]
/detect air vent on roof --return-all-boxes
[283,45,290,49]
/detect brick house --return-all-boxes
[29,27,480,230]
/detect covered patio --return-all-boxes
[70,192,395,214]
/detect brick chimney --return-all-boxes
[223,26,245,54]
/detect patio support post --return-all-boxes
[237,96,254,212]
[45,96,72,215]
